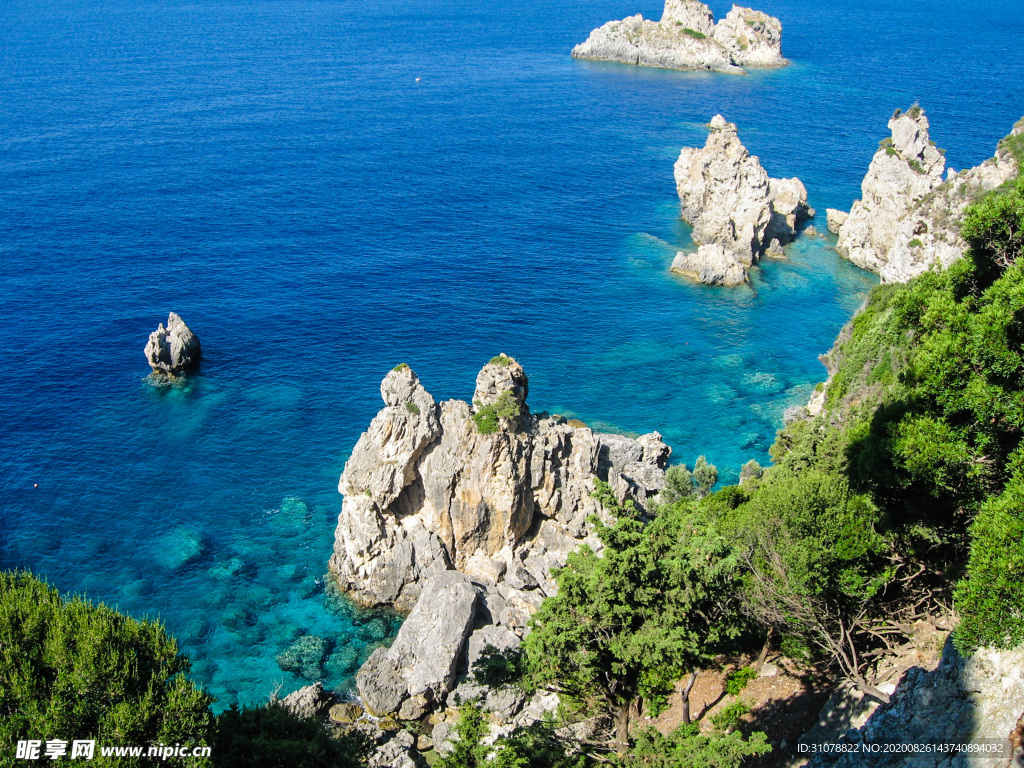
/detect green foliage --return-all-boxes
[501,719,590,768]
[878,136,893,149]
[473,391,522,435]
[436,702,497,768]
[524,482,745,753]
[710,701,749,733]
[909,238,923,248]
[0,571,213,767]
[953,459,1024,653]
[392,363,410,372]
[681,27,707,39]
[959,174,1024,287]
[212,702,369,768]
[885,146,899,157]
[723,667,757,696]
[489,354,514,366]
[405,401,420,414]
[615,724,770,768]
[660,457,718,502]
[472,645,527,690]
[907,158,925,174]
[907,103,922,119]
[693,456,718,497]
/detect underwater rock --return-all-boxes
[276,635,332,680]
[144,312,201,375]
[671,243,749,286]
[572,0,786,74]
[155,526,204,570]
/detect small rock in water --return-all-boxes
[155,526,204,570]
[326,645,360,677]
[269,497,310,535]
[360,616,390,642]
[145,312,201,375]
[210,556,246,580]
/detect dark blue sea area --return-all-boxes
[1,0,1022,709]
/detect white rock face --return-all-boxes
[835,111,1022,283]
[356,570,478,716]
[571,0,786,74]
[144,312,201,375]
[826,208,848,235]
[671,115,811,285]
[330,357,670,612]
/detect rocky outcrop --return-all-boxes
[330,356,670,612]
[571,0,786,74]
[335,357,668,723]
[803,639,1024,768]
[279,682,334,719]
[834,110,1022,283]
[356,571,478,716]
[671,115,812,285]
[144,312,201,375]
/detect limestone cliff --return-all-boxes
[670,115,812,285]
[571,0,786,74]
[834,109,1022,283]
[329,356,669,613]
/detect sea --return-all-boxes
[2,0,1022,709]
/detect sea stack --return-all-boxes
[571,0,786,74]
[671,115,812,285]
[144,312,201,375]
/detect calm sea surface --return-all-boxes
[2,0,1022,708]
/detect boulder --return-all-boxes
[571,0,786,74]
[144,312,201,375]
[356,571,478,716]
[280,682,333,719]
[826,208,848,234]
[671,244,748,286]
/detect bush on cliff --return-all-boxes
[0,571,213,767]
[524,480,749,756]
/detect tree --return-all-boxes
[523,483,745,756]
[615,724,770,768]
[0,571,213,767]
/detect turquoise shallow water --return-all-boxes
[1,0,1022,709]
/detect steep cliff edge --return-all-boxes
[834,109,1022,282]
[329,356,669,614]
[571,0,786,74]
[671,115,812,285]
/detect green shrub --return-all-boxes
[488,354,514,366]
[405,401,420,414]
[885,146,899,157]
[909,238,923,248]
[618,724,769,768]
[472,645,527,690]
[710,701,749,733]
[473,390,521,434]
[908,158,925,174]
[724,666,757,696]
[0,571,213,767]
[682,27,707,39]
[392,362,410,372]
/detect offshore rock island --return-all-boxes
[572,0,786,74]
[671,115,812,285]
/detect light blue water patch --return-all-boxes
[2,0,1022,709]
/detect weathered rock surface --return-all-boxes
[276,635,331,681]
[279,682,334,719]
[834,110,1022,283]
[356,570,478,716]
[331,357,669,612]
[144,312,201,375]
[671,115,811,284]
[803,639,1024,768]
[572,0,786,74]
[826,208,848,235]
[671,243,749,285]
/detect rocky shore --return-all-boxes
[671,115,812,285]
[572,0,786,74]
[832,108,1022,283]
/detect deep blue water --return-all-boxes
[1,0,1022,709]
